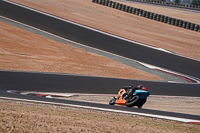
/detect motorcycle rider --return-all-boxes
[109,84,149,107]
[122,85,147,99]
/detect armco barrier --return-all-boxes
[92,0,200,32]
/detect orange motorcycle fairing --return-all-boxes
[115,89,126,105]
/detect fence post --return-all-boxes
[108,1,112,7]
[178,20,183,27]
[101,0,105,5]
[105,0,109,6]
[149,12,154,19]
[142,11,147,17]
[153,14,157,20]
[139,10,143,16]
[186,22,191,29]
[111,2,116,8]
[171,18,175,25]
[114,2,119,9]
[175,19,179,26]
[125,6,130,12]
[121,4,126,11]
[190,23,195,30]
[194,24,199,31]
[182,21,187,28]
[160,15,164,22]
[132,8,136,14]
[129,7,133,13]
[118,4,122,10]
[98,0,102,4]
[167,17,172,24]
[164,16,168,23]
[146,12,150,18]
[156,14,161,21]
[136,9,140,15]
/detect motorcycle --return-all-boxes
[109,88,150,108]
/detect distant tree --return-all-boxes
[191,0,200,6]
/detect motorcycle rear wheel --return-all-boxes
[125,95,140,107]
[137,98,147,108]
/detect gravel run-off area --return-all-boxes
[0,99,200,133]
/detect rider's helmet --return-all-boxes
[123,86,133,90]
[137,85,147,91]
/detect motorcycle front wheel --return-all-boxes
[125,95,140,107]
[109,98,116,105]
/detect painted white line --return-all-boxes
[0,96,199,124]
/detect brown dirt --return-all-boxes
[0,21,161,80]
[0,100,200,133]
[10,0,200,60]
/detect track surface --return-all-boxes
[0,0,200,79]
[0,71,200,97]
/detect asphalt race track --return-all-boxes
[0,71,200,97]
[0,0,200,79]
